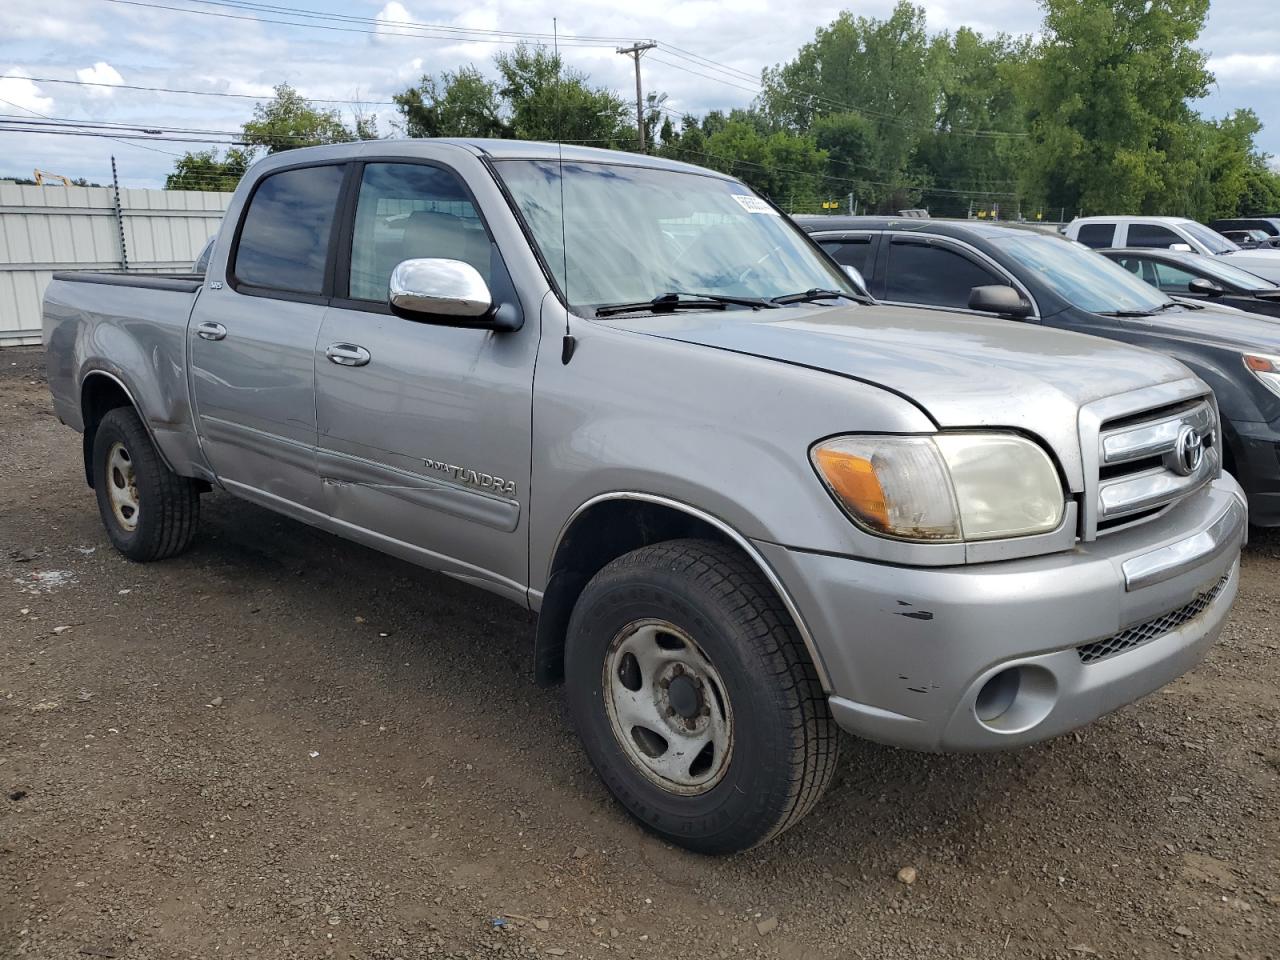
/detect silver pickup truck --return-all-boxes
[44,140,1246,853]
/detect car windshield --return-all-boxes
[493,159,853,314]
[1183,221,1239,254]
[1184,255,1278,292]
[995,234,1171,314]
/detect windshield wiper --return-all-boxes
[595,291,776,317]
[771,288,867,305]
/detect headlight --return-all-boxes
[1243,352,1280,398]
[811,433,1065,542]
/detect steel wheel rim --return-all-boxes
[602,618,733,796]
[106,441,140,532]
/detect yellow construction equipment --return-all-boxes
[33,169,73,186]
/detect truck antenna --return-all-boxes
[554,17,576,364]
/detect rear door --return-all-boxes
[189,161,346,514]
[312,158,537,600]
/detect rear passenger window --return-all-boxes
[348,162,492,302]
[883,241,1004,309]
[1075,223,1115,248]
[819,237,874,278]
[233,164,344,294]
[1126,224,1183,249]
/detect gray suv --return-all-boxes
[43,141,1244,852]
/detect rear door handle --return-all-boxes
[196,321,227,341]
[325,343,371,367]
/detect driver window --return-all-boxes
[349,163,492,302]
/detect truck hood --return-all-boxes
[601,303,1196,487]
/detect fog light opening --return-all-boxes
[973,664,1058,734]
[975,667,1021,722]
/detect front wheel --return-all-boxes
[565,539,839,854]
[92,407,201,561]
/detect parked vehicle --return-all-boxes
[797,215,1280,526]
[1099,247,1280,318]
[1218,228,1273,249]
[1065,215,1280,283]
[1210,217,1280,246]
[44,141,1245,853]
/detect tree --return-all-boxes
[759,2,938,210]
[493,44,631,145]
[394,66,507,138]
[241,83,356,154]
[164,148,253,192]
[1021,0,1213,216]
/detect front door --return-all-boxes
[313,159,538,600]
[189,161,346,515]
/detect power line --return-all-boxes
[100,0,625,47]
[0,96,183,156]
[17,74,399,107]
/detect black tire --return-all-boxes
[565,538,839,854]
[92,406,200,561]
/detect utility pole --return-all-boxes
[617,41,657,150]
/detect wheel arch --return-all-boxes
[79,370,173,488]
[533,492,831,691]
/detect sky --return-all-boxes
[0,0,1276,189]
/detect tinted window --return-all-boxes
[820,237,874,277]
[348,162,492,302]
[997,235,1169,314]
[1076,223,1115,248]
[1151,261,1202,292]
[883,241,1002,308]
[1126,223,1184,249]
[233,165,344,294]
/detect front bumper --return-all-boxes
[1226,417,1280,527]
[755,476,1246,752]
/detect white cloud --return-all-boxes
[1208,53,1280,85]
[374,1,415,41]
[76,61,125,97]
[0,70,55,115]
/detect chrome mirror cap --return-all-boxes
[389,258,492,319]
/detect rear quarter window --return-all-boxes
[1075,223,1115,248]
[232,164,345,295]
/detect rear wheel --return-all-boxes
[92,407,200,561]
[565,539,839,854]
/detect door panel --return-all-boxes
[314,160,537,595]
[189,162,345,512]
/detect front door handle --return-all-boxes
[325,343,371,367]
[196,321,227,341]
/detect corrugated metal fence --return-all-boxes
[0,184,232,346]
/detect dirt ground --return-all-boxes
[1,345,1277,960]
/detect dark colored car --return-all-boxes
[796,215,1280,526]
[1100,247,1280,318]
[1210,217,1280,238]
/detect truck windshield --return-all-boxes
[1182,221,1239,255]
[996,234,1173,315]
[493,159,853,315]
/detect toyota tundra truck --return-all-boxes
[43,139,1246,853]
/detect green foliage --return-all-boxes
[164,148,252,192]
[1021,0,1213,215]
[393,66,507,138]
[241,83,357,154]
[394,44,631,146]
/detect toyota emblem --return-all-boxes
[1173,425,1205,476]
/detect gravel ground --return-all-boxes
[1,345,1278,960]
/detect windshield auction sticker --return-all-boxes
[731,194,780,215]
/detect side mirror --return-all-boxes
[1169,243,1194,253]
[1188,277,1225,298]
[842,264,869,295]
[969,284,1033,319]
[389,258,505,327]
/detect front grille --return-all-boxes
[1076,573,1231,664]
[1094,398,1219,535]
